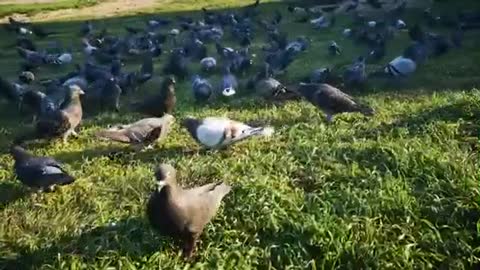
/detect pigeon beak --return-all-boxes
[79,89,85,95]
[156,181,167,190]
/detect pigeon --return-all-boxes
[220,66,238,97]
[200,57,217,72]
[44,52,73,65]
[366,0,383,9]
[426,33,451,57]
[192,75,213,102]
[396,19,407,29]
[309,68,331,84]
[16,85,84,143]
[367,35,386,62]
[451,27,463,48]
[182,116,274,149]
[0,75,25,104]
[163,49,189,81]
[82,38,98,56]
[18,71,35,84]
[146,164,231,258]
[254,77,289,99]
[311,15,335,29]
[100,77,122,112]
[403,42,428,64]
[343,28,352,37]
[96,114,175,151]
[80,20,93,36]
[385,56,417,77]
[285,36,310,54]
[328,41,341,56]
[19,89,57,122]
[17,47,45,68]
[295,83,374,122]
[139,52,154,83]
[132,76,176,117]
[10,145,75,192]
[31,25,57,39]
[343,57,367,90]
[16,37,37,51]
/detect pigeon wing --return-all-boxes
[180,182,231,233]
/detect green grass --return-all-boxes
[0,0,98,18]
[1,0,480,269]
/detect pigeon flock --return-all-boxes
[1,0,479,258]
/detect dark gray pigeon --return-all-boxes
[192,75,213,102]
[0,75,25,104]
[10,145,75,192]
[132,76,176,117]
[295,83,374,122]
[328,41,341,56]
[200,57,217,72]
[182,116,274,149]
[101,77,122,112]
[343,57,367,90]
[96,114,175,151]
[146,163,231,258]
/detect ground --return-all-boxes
[0,0,479,269]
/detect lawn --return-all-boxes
[0,0,479,269]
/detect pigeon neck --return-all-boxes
[11,146,30,162]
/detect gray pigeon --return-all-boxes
[10,145,75,192]
[192,75,213,102]
[384,56,417,77]
[96,114,175,151]
[295,83,374,122]
[146,164,231,258]
[328,41,341,56]
[343,57,367,90]
[254,77,288,98]
[182,116,274,149]
[200,57,217,72]
[220,65,238,97]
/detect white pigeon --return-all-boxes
[343,28,352,37]
[182,116,274,149]
[396,19,407,29]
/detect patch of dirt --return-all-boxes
[1,0,157,23]
[0,0,57,3]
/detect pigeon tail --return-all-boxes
[358,105,375,116]
[95,130,130,143]
[241,126,274,138]
[210,182,232,198]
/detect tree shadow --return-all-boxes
[0,217,178,269]
[354,98,480,150]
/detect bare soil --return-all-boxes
[1,0,157,22]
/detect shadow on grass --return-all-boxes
[0,217,177,269]
[354,98,480,150]
[0,181,30,209]
[52,144,210,167]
